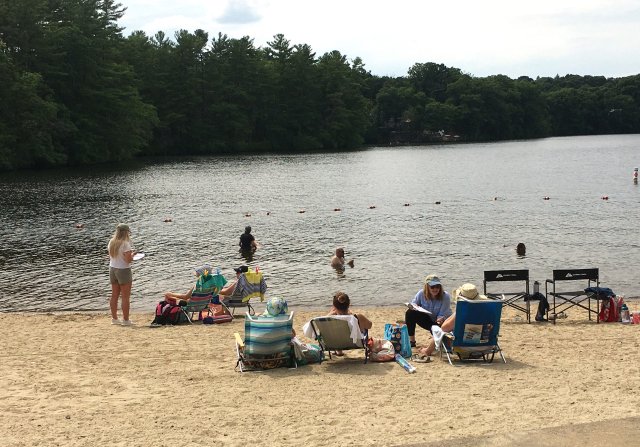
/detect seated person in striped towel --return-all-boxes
[218,265,266,304]
[164,264,227,304]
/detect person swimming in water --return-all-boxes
[330,247,354,271]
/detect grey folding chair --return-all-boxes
[309,316,370,363]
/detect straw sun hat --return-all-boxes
[454,283,489,301]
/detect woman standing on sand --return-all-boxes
[108,223,136,326]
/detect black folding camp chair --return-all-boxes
[545,268,600,324]
[483,269,531,323]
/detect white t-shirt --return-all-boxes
[109,241,132,269]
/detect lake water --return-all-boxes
[1,134,639,313]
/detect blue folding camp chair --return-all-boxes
[438,299,506,365]
[234,312,296,372]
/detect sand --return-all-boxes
[2,307,640,447]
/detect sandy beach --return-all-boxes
[2,306,640,446]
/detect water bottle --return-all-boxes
[395,354,416,373]
[621,304,630,324]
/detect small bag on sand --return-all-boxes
[368,338,395,362]
[384,323,412,358]
[292,337,324,365]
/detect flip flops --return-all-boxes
[413,354,431,363]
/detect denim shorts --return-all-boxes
[110,267,132,285]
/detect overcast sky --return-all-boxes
[118,0,640,79]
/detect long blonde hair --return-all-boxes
[108,223,131,258]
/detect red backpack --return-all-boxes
[151,301,184,325]
[598,296,618,322]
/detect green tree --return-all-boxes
[316,51,371,148]
[39,0,157,163]
[0,40,68,169]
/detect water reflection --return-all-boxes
[240,249,255,263]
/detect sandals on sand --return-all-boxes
[413,354,431,363]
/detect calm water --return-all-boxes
[1,135,639,313]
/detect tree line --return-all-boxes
[1,0,640,170]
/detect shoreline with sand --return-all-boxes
[2,306,640,446]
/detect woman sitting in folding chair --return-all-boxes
[151,264,227,325]
[405,274,453,349]
[416,283,489,359]
[328,292,373,355]
[164,265,227,301]
[218,265,248,302]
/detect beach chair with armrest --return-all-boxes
[545,268,600,324]
[437,299,506,366]
[222,269,267,318]
[177,271,228,323]
[234,312,296,372]
[305,315,370,363]
[178,292,213,323]
[483,269,531,323]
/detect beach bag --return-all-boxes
[368,337,395,362]
[384,323,412,358]
[151,300,183,325]
[292,338,324,365]
[599,296,618,322]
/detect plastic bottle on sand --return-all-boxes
[621,303,630,324]
[395,354,416,373]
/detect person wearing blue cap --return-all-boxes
[405,274,453,349]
